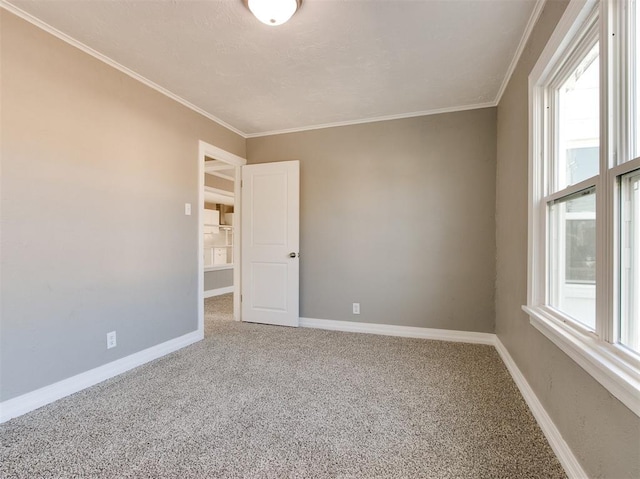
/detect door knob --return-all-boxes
[289,252,297,258]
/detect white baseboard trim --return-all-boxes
[299,317,496,345]
[300,316,585,478]
[494,338,587,479]
[203,286,234,299]
[0,330,203,424]
[0,313,586,479]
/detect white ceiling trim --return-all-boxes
[244,101,499,139]
[0,0,247,139]
[494,0,547,105]
[3,0,546,139]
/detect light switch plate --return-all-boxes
[106,331,117,349]
[185,203,192,215]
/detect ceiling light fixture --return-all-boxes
[247,0,301,26]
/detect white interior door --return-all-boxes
[241,161,299,327]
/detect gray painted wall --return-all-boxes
[495,1,640,477]
[247,109,497,332]
[204,269,233,292]
[0,11,245,401]
[204,174,234,192]
[4,6,635,477]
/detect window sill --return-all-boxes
[522,305,640,417]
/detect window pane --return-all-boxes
[556,43,600,190]
[621,170,640,354]
[549,189,596,329]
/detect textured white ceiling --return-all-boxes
[7,0,538,136]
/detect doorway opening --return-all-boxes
[197,141,246,337]
[203,162,235,330]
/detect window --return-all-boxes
[549,188,596,328]
[555,41,600,191]
[526,0,640,417]
[547,33,600,329]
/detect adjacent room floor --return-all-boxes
[0,295,565,478]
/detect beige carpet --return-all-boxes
[0,295,565,478]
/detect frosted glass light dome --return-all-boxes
[248,0,300,26]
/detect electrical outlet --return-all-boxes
[106,331,117,349]
[353,302,360,315]
[184,203,192,215]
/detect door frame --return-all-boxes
[198,140,247,335]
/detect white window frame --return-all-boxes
[525,0,640,417]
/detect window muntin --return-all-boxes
[621,170,640,354]
[549,188,596,329]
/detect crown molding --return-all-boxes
[2,0,538,139]
[494,0,547,105]
[244,101,498,138]
[0,0,248,139]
